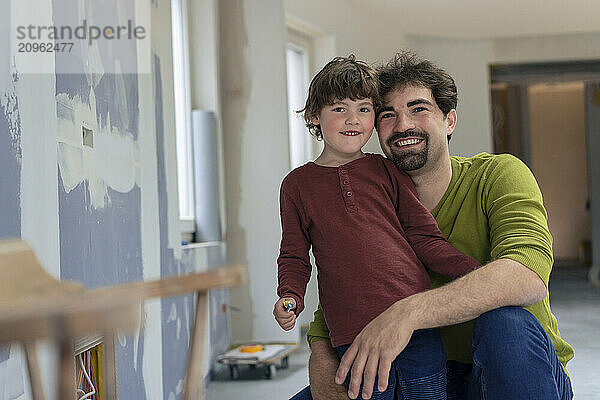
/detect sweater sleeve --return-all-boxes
[277,185,312,316]
[394,171,481,279]
[484,155,553,285]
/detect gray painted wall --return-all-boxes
[0,0,22,372]
[154,53,194,400]
[53,0,148,396]
[0,40,22,372]
[0,0,229,398]
[0,75,21,240]
[0,0,22,241]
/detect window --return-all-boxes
[171,0,195,240]
[286,30,314,170]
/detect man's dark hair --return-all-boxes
[378,51,457,142]
[300,55,380,140]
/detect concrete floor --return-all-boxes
[207,264,600,400]
[549,265,600,399]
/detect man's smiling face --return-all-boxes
[376,84,456,171]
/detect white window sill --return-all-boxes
[181,241,224,250]
[180,217,224,247]
[180,217,195,244]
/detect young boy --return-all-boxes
[274,55,480,399]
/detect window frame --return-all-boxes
[171,0,195,242]
[286,28,315,170]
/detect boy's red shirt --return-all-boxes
[277,153,480,347]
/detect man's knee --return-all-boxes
[475,306,538,335]
[470,307,572,398]
[472,306,547,362]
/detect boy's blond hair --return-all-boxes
[299,55,380,140]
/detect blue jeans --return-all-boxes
[447,307,572,400]
[336,329,446,400]
[290,307,573,400]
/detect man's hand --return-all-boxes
[335,300,416,399]
[273,297,296,330]
[309,340,350,400]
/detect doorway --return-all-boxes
[490,60,600,281]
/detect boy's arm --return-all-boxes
[395,173,480,278]
[277,188,312,316]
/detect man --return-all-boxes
[291,52,574,400]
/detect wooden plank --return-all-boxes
[88,265,247,300]
[103,332,118,400]
[74,333,104,355]
[57,335,76,400]
[24,342,46,400]
[0,295,142,343]
[0,240,83,305]
[183,292,208,400]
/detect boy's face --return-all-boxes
[311,98,375,159]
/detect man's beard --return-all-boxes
[386,130,429,171]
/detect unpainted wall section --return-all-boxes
[220,0,294,344]
[284,0,408,65]
[528,82,590,260]
[586,83,600,281]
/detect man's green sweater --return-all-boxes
[306,152,574,368]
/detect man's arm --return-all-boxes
[335,258,546,400]
[309,340,350,400]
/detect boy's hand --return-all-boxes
[273,298,296,331]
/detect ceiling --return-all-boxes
[346,0,600,40]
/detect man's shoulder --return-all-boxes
[448,152,538,200]
[451,151,520,165]
[451,152,527,176]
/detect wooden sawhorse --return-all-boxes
[0,239,246,400]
